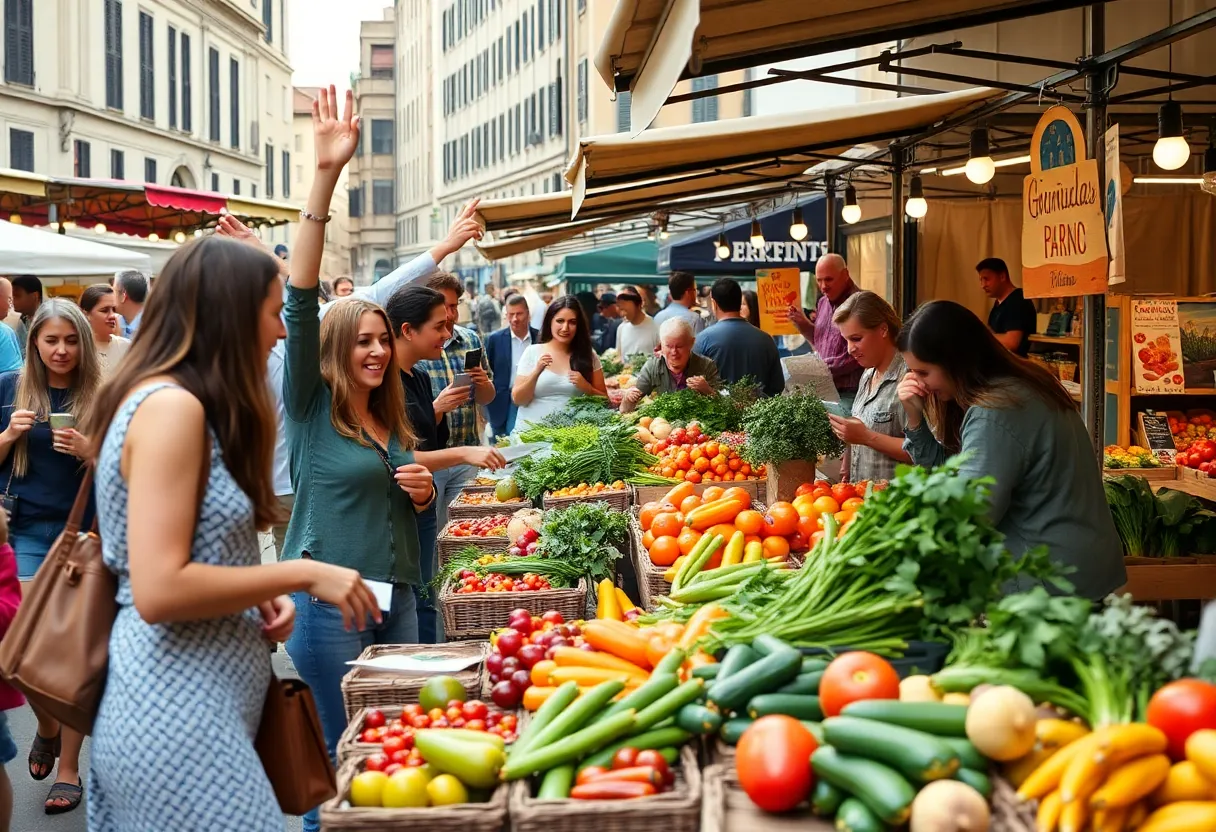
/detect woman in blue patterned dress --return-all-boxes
[82,101,380,829]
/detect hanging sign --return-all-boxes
[756,268,801,336]
[1105,124,1126,286]
[1021,105,1109,298]
[1130,299,1184,394]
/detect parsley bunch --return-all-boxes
[740,387,843,465]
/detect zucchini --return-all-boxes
[801,657,830,674]
[811,746,916,826]
[653,648,687,675]
[747,693,824,721]
[513,681,580,757]
[536,765,575,800]
[750,634,795,656]
[716,644,760,681]
[706,645,802,713]
[802,720,824,745]
[719,717,754,745]
[675,703,722,736]
[691,664,720,681]
[810,779,846,818]
[954,767,992,798]
[840,700,968,737]
[527,681,625,750]
[633,679,705,732]
[835,796,886,832]
[576,726,692,771]
[941,737,987,771]
[503,710,638,781]
[657,746,679,765]
[822,716,959,784]
[777,670,822,696]
[596,673,679,723]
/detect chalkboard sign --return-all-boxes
[1137,411,1178,465]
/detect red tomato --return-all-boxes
[363,709,386,729]
[611,747,639,770]
[390,749,412,766]
[735,716,818,812]
[360,729,380,743]
[830,483,856,504]
[402,703,424,719]
[364,753,390,773]
[381,735,407,756]
[462,700,489,720]
[818,652,901,717]
[1147,679,1216,760]
[634,750,673,786]
[383,763,404,777]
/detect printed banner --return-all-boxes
[1131,299,1184,394]
[756,268,801,336]
[1105,124,1126,286]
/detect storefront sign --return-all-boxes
[756,268,801,336]
[1131,299,1184,394]
[1021,106,1109,298]
[1105,124,1126,286]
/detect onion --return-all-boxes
[507,509,544,545]
[635,426,656,444]
[650,419,672,440]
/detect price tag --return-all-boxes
[1137,411,1178,465]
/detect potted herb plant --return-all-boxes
[740,388,844,503]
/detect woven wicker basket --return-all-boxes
[320,756,509,832]
[448,492,532,520]
[335,706,524,765]
[437,521,513,567]
[340,642,487,721]
[700,764,832,832]
[541,489,631,512]
[440,578,588,640]
[508,745,701,832]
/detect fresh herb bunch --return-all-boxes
[513,422,656,498]
[626,352,651,373]
[526,395,621,430]
[637,377,760,435]
[740,387,844,465]
[532,502,627,583]
[599,353,625,378]
[518,423,600,454]
[1104,475,1216,557]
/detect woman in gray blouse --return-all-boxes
[894,300,1124,600]
[826,291,912,484]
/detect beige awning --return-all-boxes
[477,218,617,261]
[596,0,1094,131]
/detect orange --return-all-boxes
[762,536,791,558]
[764,503,800,537]
[796,515,817,539]
[701,486,725,503]
[703,441,719,458]
[639,501,663,532]
[744,534,762,546]
[734,509,764,536]
[811,496,841,516]
[685,470,702,484]
[679,495,703,514]
[642,530,656,549]
[673,469,687,481]
[650,512,684,539]
[649,536,681,566]
[795,482,816,498]
[707,523,739,543]
[723,487,752,505]
[834,510,854,525]
[693,457,710,474]
[677,527,703,556]
[842,497,865,513]
[728,458,743,471]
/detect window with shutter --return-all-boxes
[691,75,718,123]
[262,0,272,43]
[555,73,563,136]
[8,129,33,172]
[265,143,274,198]
[229,59,240,148]
[111,149,124,179]
[138,12,154,119]
[537,0,543,51]
[233,178,240,195]
[577,60,587,123]
[370,44,394,79]
[554,0,560,39]
[282,150,290,198]
[144,157,156,183]
[74,139,91,177]
[498,36,504,80]
[349,185,363,217]
[104,0,123,110]
[208,48,220,141]
[4,0,35,86]
[168,27,178,128]
[371,119,393,154]
[181,33,192,132]
[537,89,544,143]
[705,75,719,121]
[616,91,631,133]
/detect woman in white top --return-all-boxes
[512,295,607,429]
[80,284,131,376]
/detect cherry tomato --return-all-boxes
[428,708,446,723]
[611,747,639,770]
[462,700,490,721]
[383,763,404,777]
[499,713,518,731]
[390,749,412,766]
[446,706,465,722]
[409,715,430,729]
[381,735,407,756]
[363,709,387,730]
[465,718,487,732]
[364,753,390,773]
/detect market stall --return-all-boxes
[0,219,152,276]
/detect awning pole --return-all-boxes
[890,148,905,314]
[1082,2,1107,456]
[824,175,837,254]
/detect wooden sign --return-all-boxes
[756,268,801,336]
[1130,299,1183,394]
[1137,411,1178,465]
[1021,105,1109,298]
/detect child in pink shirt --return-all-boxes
[0,508,22,831]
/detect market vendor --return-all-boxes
[895,300,1125,599]
[620,318,720,413]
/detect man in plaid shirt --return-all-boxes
[418,272,496,531]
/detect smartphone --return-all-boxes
[464,348,483,370]
[823,401,846,418]
[453,373,474,388]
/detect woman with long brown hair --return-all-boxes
[81,106,379,828]
[79,284,131,376]
[895,300,1124,599]
[512,294,607,428]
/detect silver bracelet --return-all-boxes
[299,209,331,224]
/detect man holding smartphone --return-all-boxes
[419,273,496,530]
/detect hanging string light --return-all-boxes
[1154,3,1190,171]
[789,205,807,241]
[749,217,765,248]
[905,175,928,219]
[842,184,862,225]
[714,231,730,260]
[965,127,996,184]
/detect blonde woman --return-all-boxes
[0,299,99,814]
[79,284,131,376]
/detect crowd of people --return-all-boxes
[0,85,1126,831]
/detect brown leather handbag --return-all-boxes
[255,676,337,815]
[0,468,114,735]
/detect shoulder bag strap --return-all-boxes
[62,466,93,537]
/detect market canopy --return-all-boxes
[554,240,660,287]
[658,195,828,275]
[0,220,153,276]
[596,0,1098,131]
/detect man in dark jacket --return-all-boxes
[484,294,539,439]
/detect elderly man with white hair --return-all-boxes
[621,317,720,413]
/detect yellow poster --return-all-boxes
[756,268,801,336]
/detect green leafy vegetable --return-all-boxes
[513,422,656,499]
[526,395,623,431]
[637,377,761,435]
[1103,475,1215,558]
[740,387,844,465]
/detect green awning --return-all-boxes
[554,240,661,287]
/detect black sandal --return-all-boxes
[27,731,60,781]
[44,779,83,815]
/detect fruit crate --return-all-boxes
[541,488,631,512]
[336,706,522,765]
[508,745,701,832]
[440,578,588,641]
[437,524,512,567]
[448,491,532,520]
[340,642,488,722]
[320,755,509,832]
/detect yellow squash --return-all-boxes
[1138,801,1216,832]
[1186,729,1216,783]
[596,579,622,620]
[663,556,686,583]
[1153,761,1216,806]
[1038,719,1090,751]
[742,541,764,563]
[614,587,638,614]
[1090,804,1130,832]
[1058,797,1088,832]
[720,531,745,567]
[1019,730,1103,802]
[1094,723,1167,764]
[1091,754,1171,810]
[1036,790,1063,832]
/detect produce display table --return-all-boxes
[1121,557,1216,601]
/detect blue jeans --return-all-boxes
[433,463,475,532]
[11,518,63,580]
[286,583,419,831]
[413,504,442,644]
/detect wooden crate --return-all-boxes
[1121,561,1216,601]
[1103,466,1178,482]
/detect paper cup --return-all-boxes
[49,413,76,430]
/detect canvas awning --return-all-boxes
[0,220,153,276]
[554,240,660,286]
[597,0,1099,131]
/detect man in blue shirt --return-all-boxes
[114,269,148,337]
[653,271,707,335]
[694,278,786,397]
[0,278,21,372]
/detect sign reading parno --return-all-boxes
[725,240,829,264]
[1021,105,1109,299]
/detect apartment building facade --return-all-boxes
[393,0,435,263]
[0,0,296,245]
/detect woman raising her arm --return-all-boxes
[895,300,1124,599]
[512,295,607,429]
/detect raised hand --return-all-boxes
[313,84,360,173]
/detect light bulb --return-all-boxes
[714,232,730,259]
[789,207,807,241]
[194,229,204,238]
[62,221,76,230]
[905,175,928,219]
[8,213,20,224]
[659,229,669,241]
[94,222,107,233]
[1154,101,1190,170]
[749,218,764,249]
[147,232,159,242]
[174,231,187,243]
[842,184,861,225]
[965,128,995,184]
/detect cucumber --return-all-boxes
[811,746,916,826]
[810,779,846,818]
[821,716,960,784]
[719,717,754,745]
[839,700,969,737]
[835,797,887,832]
[527,680,625,750]
[716,644,760,681]
[653,648,687,675]
[691,664,720,680]
[802,720,824,744]
[513,681,580,757]
[954,767,992,798]
[750,634,795,656]
[633,679,706,733]
[801,657,829,673]
[503,710,637,781]
[576,726,692,771]
[777,671,822,695]
[747,693,824,721]
[596,673,679,723]
[658,746,680,765]
[536,764,575,800]
[941,737,987,771]
[675,703,722,736]
[706,645,802,713]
